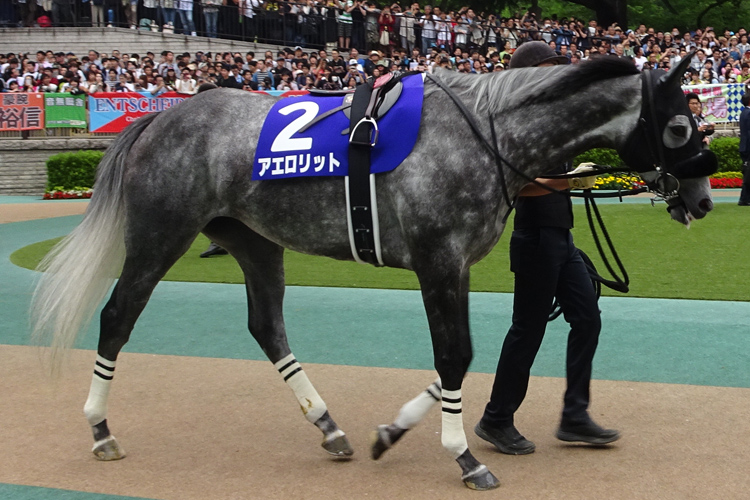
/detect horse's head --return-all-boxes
[619,52,718,226]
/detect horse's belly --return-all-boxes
[237,177,407,264]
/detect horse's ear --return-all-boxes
[657,50,696,89]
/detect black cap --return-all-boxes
[509,41,569,69]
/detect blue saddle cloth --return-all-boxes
[252,74,424,180]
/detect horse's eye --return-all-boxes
[662,115,692,149]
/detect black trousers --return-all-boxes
[481,226,601,428]
[740,153,750,204]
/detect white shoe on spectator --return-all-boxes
[130,25,136,29]
[191,31,197,36]
[107,24,113,28]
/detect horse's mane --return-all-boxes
[433,57,641,115]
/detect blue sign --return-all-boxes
[252,74,424,180]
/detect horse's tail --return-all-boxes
[31,113,159,374]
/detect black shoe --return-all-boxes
[474,421,535,455]
[739,202,750,206]
[556,419,620,445]
[200,242,228,258]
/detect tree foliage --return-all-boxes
[440,0,750,33]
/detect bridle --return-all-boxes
[623,69,685,209]
[424,65,715,309]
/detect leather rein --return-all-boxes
[423,70,680,301]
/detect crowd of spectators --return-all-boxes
[3,7,750,94]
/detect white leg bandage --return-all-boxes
[441,388,468,459]
[275,353,327,424]
[83,355,115,426]
[394,379,441,430]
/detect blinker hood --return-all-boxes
[622,54,718,180]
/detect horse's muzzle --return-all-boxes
[672,149,718,179]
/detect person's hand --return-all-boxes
[567,162,598,190]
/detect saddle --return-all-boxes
[346,71,414,266]
[301,77,405,136]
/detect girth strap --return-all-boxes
[347,80,384,266]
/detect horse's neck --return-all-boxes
[496,74,643,180]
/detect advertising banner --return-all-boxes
[88,91,190,133]
[682,83,744,123]
[44,93,87,128]
[0,92,44,131]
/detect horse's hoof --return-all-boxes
[92,435,126,461]
[462,465,500,491]
[370,425,390,460]
[322,432,354,458]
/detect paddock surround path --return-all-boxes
[1,195,749,500]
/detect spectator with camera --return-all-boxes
[377,5,396,55]
[552,19,574,49]
[276,70,299,90]
[686,92,714,147]
[314,65,341,90]
[435,11,452,52]
[345,59,364,83]
[418,5,437,54]
[174,68,198,93]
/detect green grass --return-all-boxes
[10,204,750,301]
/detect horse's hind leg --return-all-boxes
[84,227,199,460]
[204,218,353,457]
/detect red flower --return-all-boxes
[710,177,742,188]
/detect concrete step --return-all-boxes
[0,27,286,59]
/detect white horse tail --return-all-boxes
[31,113,159,374]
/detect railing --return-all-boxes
[6,3,527,52]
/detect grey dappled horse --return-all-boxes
[32,55,716,490]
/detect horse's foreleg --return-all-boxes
[209,220,352,458]
[417,264,499,490]
[371,379,441,459]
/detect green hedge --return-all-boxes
[574,137,742,174]
[573,148,625,168]
[45,150,104,191]
[708,137,742,173]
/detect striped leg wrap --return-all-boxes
[275,353,327,424]
[83,355,116,426]
[393,379,442,430]
[441,388,468,459]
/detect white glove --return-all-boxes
[567,162,598,190]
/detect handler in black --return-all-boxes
[475,41,620,455]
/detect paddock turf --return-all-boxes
[1,195,749,500]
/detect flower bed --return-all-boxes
[43,187,93,199]
[710,177,742,188]
[710,171,743,189]
[592,174,645,190]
